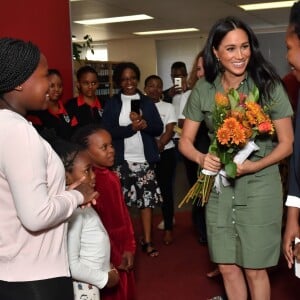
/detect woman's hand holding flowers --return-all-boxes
[203,153,221,173]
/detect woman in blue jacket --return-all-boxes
[102,62,163,257]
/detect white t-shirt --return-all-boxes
[68,207,111,290]
[119,93,145,162]
[172,89,191,138]
[177,89,192,119]
[155,101,177,150]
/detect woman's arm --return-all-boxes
[2,122,83,232]
[157,122,176,152]
[179,118,221,172]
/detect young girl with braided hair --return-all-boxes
[51,139,120,300]
[72,124,136,300]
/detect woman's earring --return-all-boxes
[15,86,23,91]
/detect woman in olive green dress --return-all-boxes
[179,17,294,300]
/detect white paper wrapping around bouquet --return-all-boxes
[233,140,260,164]
[295,237,300,278]
[213,141,260,193]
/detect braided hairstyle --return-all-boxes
[71,124,105,150]
[0,37,40,95]
[51,138,84,173]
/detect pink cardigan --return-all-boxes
[0,110,83,281]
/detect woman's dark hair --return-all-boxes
[76,65,98,81]
[203,16,282,103]
[72,124,106,149]
[112,62,140,87]
[48,68,61,77]
[51,138,84,173]
[289,1,300,39]
[144,75,163,87]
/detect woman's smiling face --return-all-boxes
[213,28,251,78]
[120,68,138,95]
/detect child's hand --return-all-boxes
[67,176,99,207]
[118,251,134,272]
[106,267,119,288]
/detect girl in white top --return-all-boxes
[52,140,120,300]
[0,38,98,300]
[144,75,177,245]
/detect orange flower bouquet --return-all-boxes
[178,86,274,208]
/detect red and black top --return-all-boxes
[65,95,106,128]
[26,100,78,140]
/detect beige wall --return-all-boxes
[107,38,157,91]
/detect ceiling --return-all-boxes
[70,0,292,43]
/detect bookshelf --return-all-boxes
[73,60,120,97]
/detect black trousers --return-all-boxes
[156,147,177,230]
[183,156,207,242]
[0,276,74,300]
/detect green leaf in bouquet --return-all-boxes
[227,147,235,154]
[225,161,237,178]
[219,151,231,164]
[228,89,240,109]
[252,86,259,101]
[208,139,218,155]
[246,86,259,102]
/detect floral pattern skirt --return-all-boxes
[73,281,100,300]
[115,161,163,209]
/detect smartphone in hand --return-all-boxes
[131,99,140,114]
[174,77,182,89]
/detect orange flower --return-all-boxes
[242,122,253,139]
[245,111,257,125]
[231,128,246,145]
[223,117,240,131]
[246,102,260,114]
[215,92,229,107]
[258,121,274,134]
[230,110,244,122]
[216,127,231,145]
